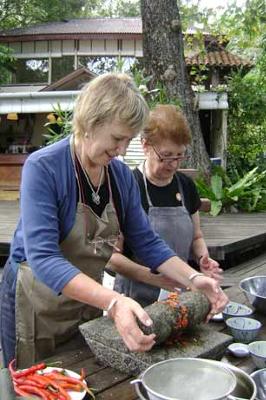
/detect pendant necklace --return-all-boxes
[76,152,104,205]
[87,168,104,205]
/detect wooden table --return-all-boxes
[43,268,266,399]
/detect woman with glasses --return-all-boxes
[113,104,223,307]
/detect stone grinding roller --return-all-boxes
[138,291,211,344]
[79,290,211,352]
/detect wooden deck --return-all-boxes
[199,212,266,261]
[20,251,266,399]
[0,200,265,261]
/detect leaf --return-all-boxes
[195,179,217,200]
[210,200,223,216]
[210,175,223,200]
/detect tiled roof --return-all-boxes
[186,50,252,68]
[0,18,142,37]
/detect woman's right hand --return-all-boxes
[191,275,228,321]
[109,296,156,352]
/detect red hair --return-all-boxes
[142,104,191,145]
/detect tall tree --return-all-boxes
[0,0,86,30]
[140,0,210,171]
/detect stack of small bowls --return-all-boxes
[224,301,262,343]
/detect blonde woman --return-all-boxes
[0,79,227,369]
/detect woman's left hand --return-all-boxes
[199,255,223,282]
[191,275,228,321]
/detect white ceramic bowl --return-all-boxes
[222,301,253,321]
[225,317,262,343]
[248,341,266,369]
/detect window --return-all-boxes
[51,56,75,82]
[78,56,137,74]
[13,59,48,84]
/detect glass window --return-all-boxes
[51,56,75,82]
[13,59,48,84]
[78,56,137,74]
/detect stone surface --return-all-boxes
[79,291,232,375]
[80,322,233,375]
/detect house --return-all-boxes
[0,17,252,180]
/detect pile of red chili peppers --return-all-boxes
[8,359,95,399]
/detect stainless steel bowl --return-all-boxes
[131,358,237,400]
[250,368,266,400]
[134,360,257,400]
[240,276,266,315]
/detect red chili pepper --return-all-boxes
[29,374,71,400]
[15,376,45,388]
[13,362,46,378]
[14,385,30,397]
[15,384,50,400]
[43,372,95,399]
[8,359,17,377]
[80,367,86,381]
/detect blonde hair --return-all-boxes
[72,73,149,138]
[142,104,191,146]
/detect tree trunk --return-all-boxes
[140,0,210,172]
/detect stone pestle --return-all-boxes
[138,291,211,345]
[79,290,211,357]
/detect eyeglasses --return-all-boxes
[152,146,189,163]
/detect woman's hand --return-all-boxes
[199,254,223,282]
[191,275,228,321]
[109,296,156,352]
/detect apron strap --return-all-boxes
[140,161,188,211]
[141,161,153,207]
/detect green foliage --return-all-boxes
[130,63,181,108]
[196,166,266,216]
[0,45,15,84]
[211,0,266,61]
[82,0,140,17]
[43,104,72,145]
[0,0,86,30]
[226,53,266,174]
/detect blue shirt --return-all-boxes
[10,136,175,294]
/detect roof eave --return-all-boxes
[0,32,142,42]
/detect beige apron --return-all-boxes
[15,143,120,368]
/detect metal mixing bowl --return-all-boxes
[250,368,266,400]
[131,358,237,400]
[134,360,257,400]
[240,276,266,315]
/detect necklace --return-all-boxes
[76,152,104,205]
[87,168,104,205]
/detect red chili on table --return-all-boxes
[8,358,46,378]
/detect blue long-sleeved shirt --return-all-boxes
[10,136,175,294]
